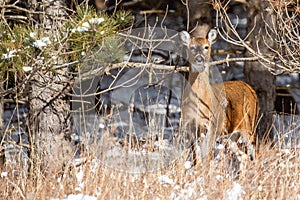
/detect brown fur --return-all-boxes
[223,80,259,146]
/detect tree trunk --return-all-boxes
[0,82,4,167]
[28,0,71,177]
[245,0,276,142]
[188,0,212,37]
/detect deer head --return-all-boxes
[179,29,217,73]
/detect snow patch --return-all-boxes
[71,18,104,33]
[33,37,51,48]
[89,17,104,25]
[184,161,192,170]
[29,32,36,38]
[170,175,205,199]
[1,172,8,178]
[23,66,33,72]
[258,185,263,192]
[216,143,225,150]
[75,166,85,191]
[226,182,245,200]
[98,122,105,129]
[55,194,97,200]
[71,25,89,33]
[215,174,223,181]
[2,49,17,59]
[158,175,174,185]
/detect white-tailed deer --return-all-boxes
[180,29,259,165]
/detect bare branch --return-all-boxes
[214,0,300,74]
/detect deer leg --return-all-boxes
[192,123,216,166]
[227,131,256,160]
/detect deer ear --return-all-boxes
[179,31,191,46]
[207,29,218,44]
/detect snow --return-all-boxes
[82,22,90,29]
[1,172,8,177]
[258,185,263,192]
[170,187,197,200]
[33,37,51,48]
[226,182,245,200]
[29,32,36,38]
[71,158,101,193]
[158,175,174,185]
[75,166,85,191]
[51,194,97,200]
[184,161,192,170]
[71,18,104,33]
[23,66,33,72]
[98,122,105,129]
[215,175,223,181]
[216,143,225,150]
[71,26,89,33]
[2,49,17,59]
[89,17,104,25]
[283,149,290,154]
[170,174,205,199]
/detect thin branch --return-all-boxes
[209,56,259,66]
[53,55,260,79]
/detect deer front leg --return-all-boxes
[189,121,216,166]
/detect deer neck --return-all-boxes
[188,65,210,89]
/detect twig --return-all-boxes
[54,55,260,76]
[209,56,259,66]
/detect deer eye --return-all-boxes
[204,45,209,50]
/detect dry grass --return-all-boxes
[0,136,300,200]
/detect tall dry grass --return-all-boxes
[0,129,300,200]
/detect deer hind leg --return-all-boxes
[225,131,255,159]
[225,131,256,175]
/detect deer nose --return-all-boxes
[194,55,204,64]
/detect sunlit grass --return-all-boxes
[1,128,300,199]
